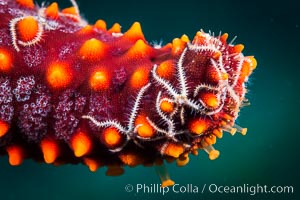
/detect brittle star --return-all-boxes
[82,83,151,152]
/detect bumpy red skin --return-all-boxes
[0,0,254,167]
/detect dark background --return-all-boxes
[0,0,299,199]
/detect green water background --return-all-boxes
[0,0,299,199]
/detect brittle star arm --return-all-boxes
[156,91,175,137]
[176,47,189,96]
[81,116,127,133]
[152,64,178,98]
[127,83,151,132]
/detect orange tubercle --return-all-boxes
[221,113,233,121]
[61,6,79,22]
[156,60,175,79]
[191,149,199,156]
[78,25,94,35]
[0,120,9,137]
[160,100,174,113]
[84,158,101,172]
[70,131,92,157]
[7,145,24,166]
[94,19,107,31]
[101,127,122,148]
[16,0,34,9]
[220,33,228,43]
[172,38,186,56]
[231,44,244,53]
[0,49,12,72]
[213,128,223,139]
[176,155,190,167]
[119,152,142,167]
[135,115,154,138]
[46,62,72,89]
[247,56,257,70]
[163,143,184,158]
[199,92,219,108]
[212,51,222,59]
[209,149,220,160]
[192,31,207,45]
[130,67,149,89]
[221,73,229,80]
[206,66,220,82]
[108,23,121,33]
[40,138,59,164]
[45,2,59,19]
[242,56,257,75]
[89,69,110,91]
[126,39,152,59]
[206,61,228,82]
[79,38,106,61]
[16,16,39,42]
[202,144,220,160]
[61,6,77,15]
[123,22,145,41]
[161,179,175,187]
[189,118,209,135]
[204,134,217,145]
[180,34,190,43]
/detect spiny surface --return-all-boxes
[0,0,256,176]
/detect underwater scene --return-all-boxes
[0,0,298,199]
